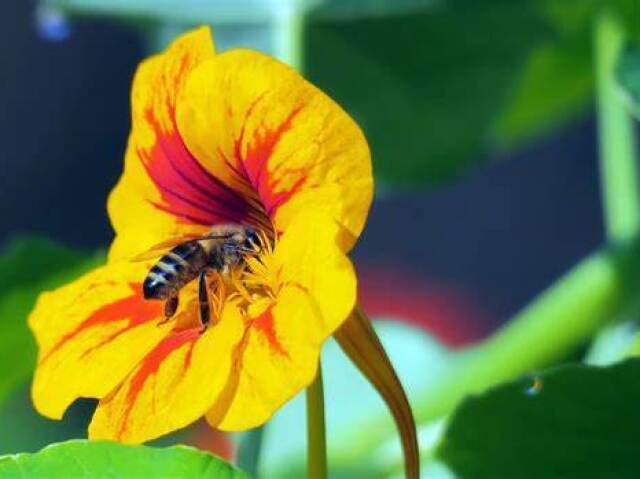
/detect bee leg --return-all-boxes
[158,294,179,326]
[198,269,211,333]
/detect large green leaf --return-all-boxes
[305,1,557,184]
[437,359,640,479]
[306,0,640,184]
[0,440,248,478]
[0,237,104,406]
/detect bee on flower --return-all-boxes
[28,26,373,442]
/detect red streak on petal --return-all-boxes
[264,175,306,217]
[118,328,200,438]
[41,283,161,364]
[241,106,304,220]
[137,79,307,234]
[252,307,288,357]
[140,111,257,227]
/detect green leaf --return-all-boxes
[437,359,640,479]
[0,440,249,478]
[306,0,640,184]
[305,1,554,184]
[492,35,593,148]
[616,42,640,119]
[0,237,104,406]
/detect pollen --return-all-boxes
[229,229,280,306]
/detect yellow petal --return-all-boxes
[210,285,320,430]
[334,306,420,479]
[212,214,357,430]
[177,49,373,251]
[29,262,169,419]
[274,212,357,337]
[107,26,218,261]
[89,302,245,443]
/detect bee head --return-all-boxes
[243,228,261,252]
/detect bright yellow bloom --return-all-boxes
[29,26,372,443]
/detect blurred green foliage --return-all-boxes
[0,389,94,455]
[307,2,610,184]
[305,0,640,185]
[437,358,640,479]
[0,440,248,478]
[307,1,552,184]
[0,238,104,406]
[617,42,640,119]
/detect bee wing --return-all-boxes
[128,232,236,262]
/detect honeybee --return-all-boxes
[139,224,261,330]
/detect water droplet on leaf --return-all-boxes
[523,376,543,396]
[35,6,72,42]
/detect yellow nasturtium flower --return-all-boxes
[28,26,373,443]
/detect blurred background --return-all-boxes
[2,0,635,477]
[1,0,606,345]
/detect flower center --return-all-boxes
[208,229,280,321]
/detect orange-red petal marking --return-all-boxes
[41,283,159,364]
[90,304,245,443]
[30,264,171,419]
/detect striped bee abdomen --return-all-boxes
[142,241,207,300]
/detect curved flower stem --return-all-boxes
[306,363,327,479]
[335,306,419,479]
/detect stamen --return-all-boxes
[231,271,253,303]
[202,226,280,318]
[258,229,275,255]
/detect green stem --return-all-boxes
[584,9,640,365]
[272,3,305,70]
[414,235,640,425]
[333,234,640,467]
[236,427,264,477]
[306,363,328,479]
[595,10,640,241]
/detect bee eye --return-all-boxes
[244,230,260,250]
